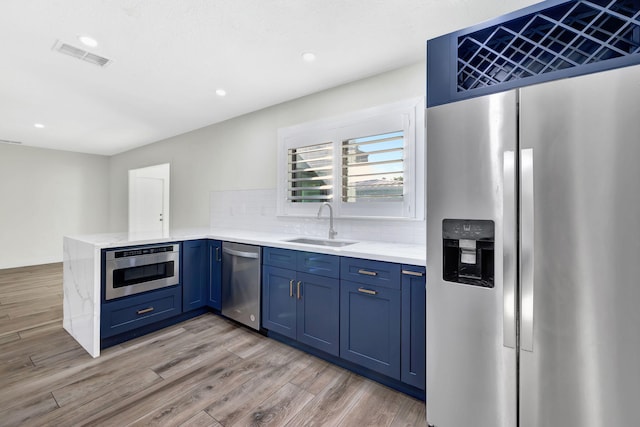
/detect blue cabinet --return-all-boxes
[262,265,297,337]
[262,247,340,356]
[101,286,182,338]
[340,275,401,379]
[296,271,339,355]
[182,240,208,312]
[340,258,425,387]
[183,239,222,311]
[208,240,222,310]
[401,265,426,390]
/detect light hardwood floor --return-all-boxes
[0,263,426,426]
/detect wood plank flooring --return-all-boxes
[0,263,426,426]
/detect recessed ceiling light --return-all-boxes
[302,52,316,62]
[216,89,227,97]
[34,123,45,129]
[78,35,98,48]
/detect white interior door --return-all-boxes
[129,163,170,235]
[133,177,164,233]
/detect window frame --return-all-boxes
[277,97,424,220]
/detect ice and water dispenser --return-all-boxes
[442,219,495,288]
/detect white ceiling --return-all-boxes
[0,0,540,156]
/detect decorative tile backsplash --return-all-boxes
[210,189,426,245]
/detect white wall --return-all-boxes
[109,62,426,238]
[0,62,426,269]
[0,144,109,268]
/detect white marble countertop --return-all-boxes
[66,227,426,266]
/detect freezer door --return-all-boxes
[426,91,517,427]
[519,64,640,427]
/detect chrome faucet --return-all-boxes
[317,202,337,240]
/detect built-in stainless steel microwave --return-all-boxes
[104,243,180,300]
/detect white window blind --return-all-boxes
[341,131,404,203]
[287,142,333,203]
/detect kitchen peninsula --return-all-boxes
[63,228,425,358]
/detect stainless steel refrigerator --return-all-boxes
[426,64,640,427]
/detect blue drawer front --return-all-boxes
[263,247,340,278]
[101,286,182,338]
[340,257,401,289]
[262,247,297,269]
[297,252,339,278]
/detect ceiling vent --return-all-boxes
[0,139,22,145]
[52,40,112,67]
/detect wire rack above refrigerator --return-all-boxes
[427,0,640,107]
[458,0,640,91]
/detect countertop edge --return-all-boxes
[65,228,426,267]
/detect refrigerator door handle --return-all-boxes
[503,151,516,349]
[521,148,535,352]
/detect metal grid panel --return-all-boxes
[457,0,640,92]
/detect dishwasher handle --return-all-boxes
[222,247,260,259]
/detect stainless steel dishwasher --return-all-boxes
[221,242,261,330]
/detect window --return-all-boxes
[342,131,404,203]
[288,142,333,203]
[277,98,424,219]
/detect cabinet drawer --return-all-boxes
[262,247,297,269]
[263,247,340,278]
[101,286,182,338]
[297,252,339,278]
[340,257,401,289]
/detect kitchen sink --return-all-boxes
[284,237,357,247]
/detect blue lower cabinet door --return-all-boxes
[296,272,340,356]
[208,240,222,310]
[182,240,207,312]
[261,266,296,339]
[401,266,426,389]
[340,280,401,379]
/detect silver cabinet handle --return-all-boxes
[521,148,535,352]
[358,269,377,276]
[215,246,221,262]
[503,150,516,349]
[289,280,294,298]
[358,287,377,295]
[137,307,154,315]
[401,270,424,277]
[297,281,302,300]
[223,247,259,259]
